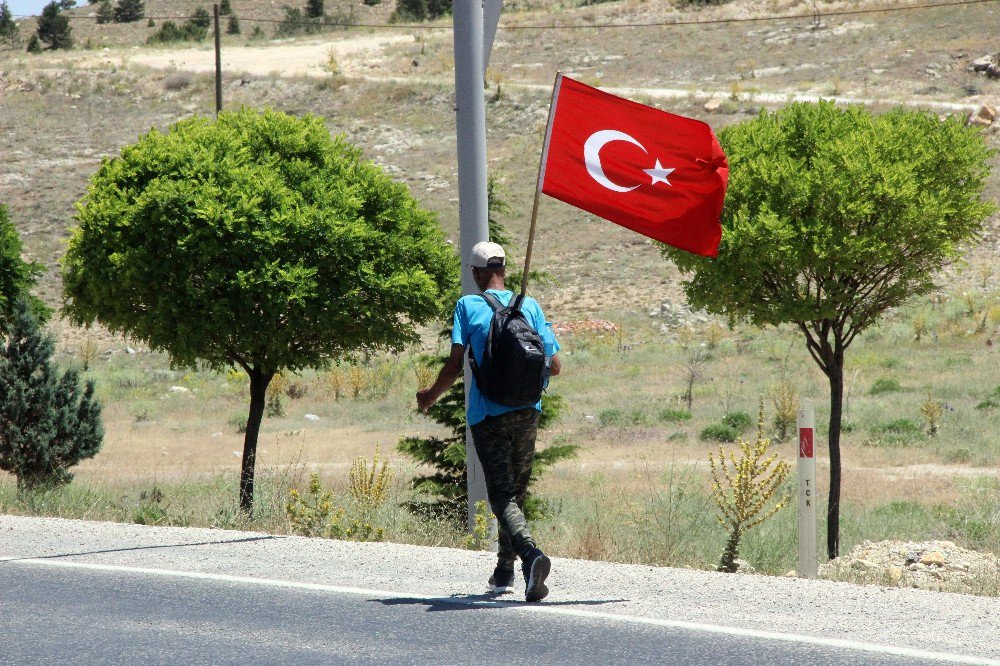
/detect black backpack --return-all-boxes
[469,292,547,407]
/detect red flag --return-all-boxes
[540,75,728,258]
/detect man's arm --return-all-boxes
[549,353,561,376]
[416,343,465,412]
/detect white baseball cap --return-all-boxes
[468,241,506,269]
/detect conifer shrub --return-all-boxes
[0,299,104,490]
[112,0,144,23]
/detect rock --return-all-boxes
[886,565,903,583]
[971,56,993,72]
[921,551,946,567]
[168,386,191,394]
[988,64,1000,79]
[304,413,320,421]
[704,98,722,113]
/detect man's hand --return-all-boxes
[415,343,465,413]
[416,387,436,413]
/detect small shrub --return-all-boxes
[721,411,753,433]
[919,393,943,436]
[700,423,738,443]
[248,25,266,41]
[658,408,692,423]
[392,0,451,21]
[598,408,649,428]
[946,447,973,464]
[461,500,491,550]
[975,386,1000,411]
[709,400,790,573]
[286,474,385,541]
[768,379,798,441]
[667,431,688,442]
[228,413,247,434]
[869,378,903,395]
[226,14,240,35]
[349,446,392,508]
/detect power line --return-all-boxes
[10,0,1000,31]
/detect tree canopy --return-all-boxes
[36,1,72,50]
[663,101,994,557]
[63,107,459,510]
[0,204,47,329]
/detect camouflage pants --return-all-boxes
[470,408,540,569]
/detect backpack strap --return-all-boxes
[479,292,504,311]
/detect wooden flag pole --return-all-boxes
[520,72,563,297]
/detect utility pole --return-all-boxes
[213,4,222,116]
[453,0,490,533]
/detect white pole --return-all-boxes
[797,402,817,578]
[453,0,491,535]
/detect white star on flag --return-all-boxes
[643,159,675,186]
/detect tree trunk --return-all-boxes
[240,369,273,514]
[826,354,845,560]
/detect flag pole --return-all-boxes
[520,72,562,297]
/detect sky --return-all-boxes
[8,1,92,17]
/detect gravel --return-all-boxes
[2,515,999,662]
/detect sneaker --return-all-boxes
[521,548,551,602]
[488,566,515,595]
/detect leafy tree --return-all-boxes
[147,9,209,44]
[95,0,112,25]
[189,6,211,29]
[398,176,574,523]
[0,1,19,45]
[112,0,144,23]
[306,0,323,18]
[392,0,450,21]
[36,1,72,50]
[226,13,239,35]
[663,102,994,559]
[63,108,458,513]
[0,297,104,490]
[0,205,48,328]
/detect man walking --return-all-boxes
[417,241,561,602]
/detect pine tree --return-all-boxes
[226,14,239,35]
[95,0,113,25]
[306,0,323,19]
[112,0,144,23]
[26,33,41,52]
[36,1,72,50]
[219,0,232,15]
[0,298,104,490]
[0,1,20,45]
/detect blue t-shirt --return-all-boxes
[452,289,560,426]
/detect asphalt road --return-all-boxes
[0,562,948,665]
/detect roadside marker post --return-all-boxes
[797,403,817,578]
[213,4,222,116]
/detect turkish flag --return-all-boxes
[541,75,728,258]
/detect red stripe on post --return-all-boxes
[799,427,814,458]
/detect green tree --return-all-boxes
[26,33,40,52]
[392,0,450,21]
[219,0,232,14]
[189,6,211,29]
[36,1,72,50]
[306,0,323,18]
[0,297,104,490]
[95,0,113,25]
[112,0,143,23]
[0,205,48,328]
[0,1,19,45]
[663,102,994,559]
[63,108,458,513]
[226,13,239,35]
[398,176,573,522]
